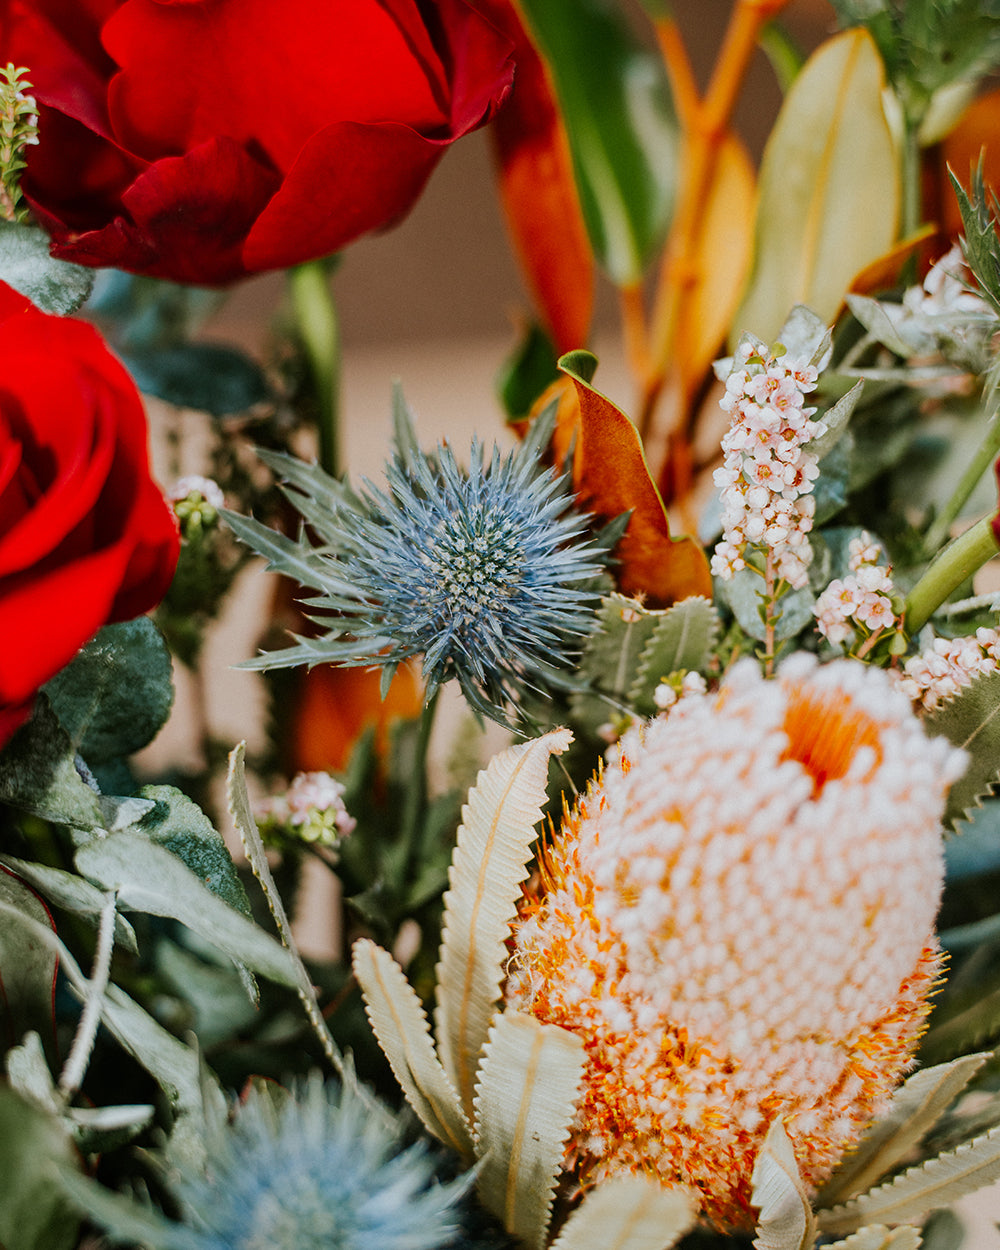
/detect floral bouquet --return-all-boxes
[4,2,1000,1249]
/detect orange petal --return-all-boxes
[559,353,712,606]
[482,0,594,354]
[847,224,937,295]
[289,662,423,774]
[939,88,1000,240]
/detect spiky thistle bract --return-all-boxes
[226,394,616,726]
[67,1075,470,1250]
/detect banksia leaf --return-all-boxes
[925,670,1000,830]
[823,1227,922,1249]
[352,940,472,1158]
[472,1011,584,1248]
[629,596,719,715]
[750,1119,817,1250]
[818,1126,1000,1237]
[435,729,573,1119]
[547,1174,694,1250]
[819,1053,991,1207]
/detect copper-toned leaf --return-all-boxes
[939,88,1000,241]
[559,351,712,606]
[484,0,594,353]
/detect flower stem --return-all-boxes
[289,259,341,478]
[905,516,1000,636]
[59,893,117,1099]
[401,685,441,870]
[922,409,1000,555]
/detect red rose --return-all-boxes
[0,282,179,746]
[2,0,515,284]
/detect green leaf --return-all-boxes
[0,868,57,1058]
[733,29,899,344]
[497,322,561,421]
[120,342,269,415]
[74,831,297,989]
[0,1086,79,1250]
[924,670,1000,830]
[43,619,174,763]
[517,0,677,284]
[629,596,719,715]
[0,221,94,315]
[56,1169,195,1250]
[0,855,138,953]
[0,696,103,828]
[154,938,259,1049]
[717,569,816,643]
[137,784,251,918]
[572,594,659,730]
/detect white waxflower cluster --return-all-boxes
[903,244,989,320]
[814,532,898,647]
[897,627,1000,710]
[256,771,356,848]
[711,344,824,589]
[652,668,707,710]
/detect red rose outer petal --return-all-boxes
[103,0,447,164]
[49,136,280,283]
[242,120,442,272]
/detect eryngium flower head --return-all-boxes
[83,1076,468,1250]
[506,656,966,1230]
[232,418,609,726]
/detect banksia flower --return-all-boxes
[506,657,966,1229]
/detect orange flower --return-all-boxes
[506,657,966,1229]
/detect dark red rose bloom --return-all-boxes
[0,282,179,746]
[2,0,515,284]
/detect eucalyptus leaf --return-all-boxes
[43,619,174,763]
[0,854,138,953]
[0,695,103,829]
[0,1085,79,1250]
[74,831,296,989]
[57,1169,197,1250]
[0,868,57,1058]
[121,342,269,416]
[924,670,1000,830]
[0,221,94,315]
[137,784,251,918]
[733,29,899,344]
[155,939,259,1049]
[5,1031,59,1115]
[717,569,816,643]
[809,380,865,461]
[517,0,677,283]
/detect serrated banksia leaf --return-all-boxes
[506,656,966,1229]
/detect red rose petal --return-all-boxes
[103,0,447,167]
[49,136,280,283]
[242,119,441,272]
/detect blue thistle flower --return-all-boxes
[226,396,614,725]
[64,1075,469,1250]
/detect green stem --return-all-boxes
[900,114,923,243]
[923,410,1000,555]
[905,516,1000,636]
[401,685,441,869]
[289,260,341,478]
